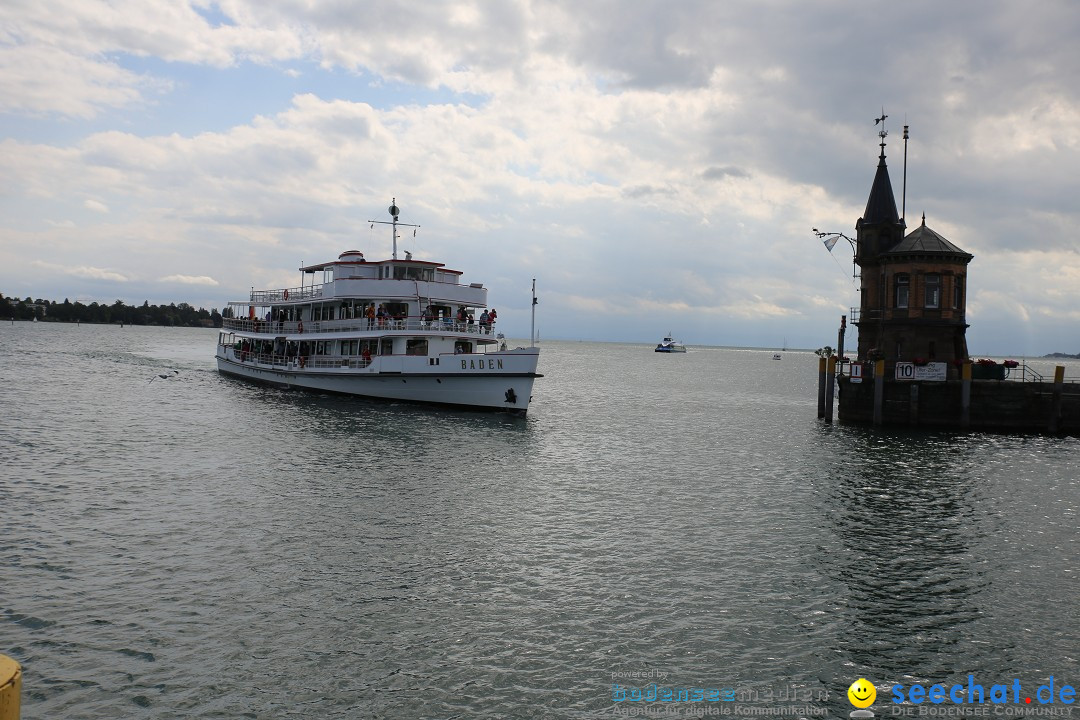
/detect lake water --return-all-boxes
[1,322,1077,719]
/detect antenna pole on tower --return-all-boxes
[902,124,910,223]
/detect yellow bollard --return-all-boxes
[0,654,20,720]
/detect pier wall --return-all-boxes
[837,376,1080,434]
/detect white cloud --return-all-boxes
[159,274,219,286]
[0,1,1077,354]
[30,260,128,282]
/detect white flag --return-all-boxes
[823,236,838,252]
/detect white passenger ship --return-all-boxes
[215,202,542,414]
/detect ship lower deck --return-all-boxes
[216,351,539,414]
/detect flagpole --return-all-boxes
[813,229,859,286]
[530,279,536,348]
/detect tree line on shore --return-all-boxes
[2,293,225,328]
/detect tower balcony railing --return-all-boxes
[850,307,967,324]
[849,308,883,324]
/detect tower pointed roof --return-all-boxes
[885,213,972,260]
[862,149,901,226]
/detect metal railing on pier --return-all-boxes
[831,358,1079,385]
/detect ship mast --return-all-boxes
[368,198,419,260]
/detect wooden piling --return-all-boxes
[817,357,827,419]
[1049,365,1065,433]
[873,359,885,426]
[0,654,20,720]
[824,356,836,423]
[960,362,972,429]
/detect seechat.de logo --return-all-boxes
[849,678,877,709]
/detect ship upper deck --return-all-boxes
[234,250,487,307]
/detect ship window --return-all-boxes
[341,340,358,355]
[894,273,910,308]
[385,303,408,322]
[406,338,429,356]
[925,274,941,309]
[454,340,473,354]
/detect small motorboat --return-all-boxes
[655,335,687,353]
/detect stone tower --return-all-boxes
[853,132,973,364]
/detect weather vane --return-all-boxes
[874,109,888,154]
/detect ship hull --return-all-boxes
[216,348,539,414]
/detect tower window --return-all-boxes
[925,274,941,309]
[894,273,910,309]
[953,276,964,309]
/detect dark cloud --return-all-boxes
[702,166,749,180]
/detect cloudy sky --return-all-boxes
[1,0,1077,355]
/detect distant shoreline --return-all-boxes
[4,318,218,328]
[1044,352,1080,359]
[3,295,222,328]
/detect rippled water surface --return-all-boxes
[1,323,1077,718]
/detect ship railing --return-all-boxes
[223,318,302,333]
[249,287,322,304]
[225,347,375,369]
[223,316,501,337]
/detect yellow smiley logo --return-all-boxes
[848,678,877,708]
